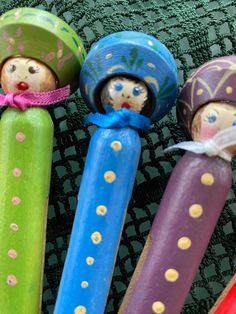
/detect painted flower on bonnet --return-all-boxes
[43,39,73,70]
[3,27,24,54]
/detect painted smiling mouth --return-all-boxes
[16,82,29,91]
[121,102,131,109]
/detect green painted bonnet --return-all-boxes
[0,7,86,91]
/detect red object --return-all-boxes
[16,82,29,91]
[215,282,236,314]
[121,102,131,109]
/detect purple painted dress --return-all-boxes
[120,152,232,314]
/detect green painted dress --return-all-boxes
[0,108,53,314]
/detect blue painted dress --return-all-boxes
[54,30,178,314]
[54,126,141,314]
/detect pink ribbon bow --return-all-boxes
[0,85,71,111]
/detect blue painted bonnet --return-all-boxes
[79,31,178,122]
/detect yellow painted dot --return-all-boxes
[152,301,165,313]
[104,171,116,183]
[86,257,95,265]
[81,281,89,288]
[177,237,192,250]
[196,88,203,95]
[57,49,63,59]
[164,268,179,282]
[8,38,15,45]
[189,204,203,218]
[105,53,112,59]
[147,63,156,68]
[96,205,107,216]
[201,173,215,186]
[91,231,102,244]
[74,306,86,314]
[110,141,122,151]
[226,86,233,94]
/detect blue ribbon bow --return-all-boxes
[84,108,151,131]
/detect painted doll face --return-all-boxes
[1,57,57,93]
[192,102,236,154]
[101,76,148,113]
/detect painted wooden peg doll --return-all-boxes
[0,7,85,314]
[54,31,178,314]
[119,56,236,314]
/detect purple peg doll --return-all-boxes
[119,56,236,314]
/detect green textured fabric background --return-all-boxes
[1,0,236,313]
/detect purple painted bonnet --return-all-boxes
[177,55,236,136]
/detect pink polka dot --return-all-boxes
[12,168,22,177]
[15,132,26,142]
[10,223,19,231]
[7,275,17,286]
[8,249,17,259]
[11,196,21,205]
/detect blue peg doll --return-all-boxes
[54,31,178,314]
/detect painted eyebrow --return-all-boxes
[211,109,219,114]
[113,77,124,81]
[25,59,35,64]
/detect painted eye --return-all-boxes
[114,82,123,91]
[133,86,141,96]
[232,121,236,126]
[207,114,217,123]
[28,66,38,74]
[9,64,16,73]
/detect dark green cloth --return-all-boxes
[1,0,236,313]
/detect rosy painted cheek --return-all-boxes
[200,124,219,140]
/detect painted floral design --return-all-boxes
[83,53,103,83]
[120,48,144,70]
[43,40,73,70]
[3,27,24,54]
[158,76,177,101]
